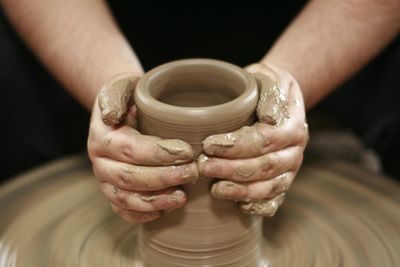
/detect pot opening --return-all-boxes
[147,63,247,107]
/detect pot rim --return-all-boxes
[135,58,258,124]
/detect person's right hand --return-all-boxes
[87,73,199,223]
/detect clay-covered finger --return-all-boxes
[198,147,302,182]
[251,81,308,153]
[253,72,289,126]
[202,122,306,159]
[93,158,199,191]
[202,81,307,159]
[98,73,140,126]
[239,193,286,217]
[101,183,186,212]
[202,122,307,160]
[111,203,160,223]
[211,172,294,201]
[246,63,294,125]
[90,122,194,166]
[202,126,266,158]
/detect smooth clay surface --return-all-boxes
[0,154,399,266]
[134,59,264,266]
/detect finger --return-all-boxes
[211,172,294,201]
[111,203,160,223]
[254,72,289,126]
[198,146,302,182]
[239,193,286,217]
[202,126,266,158]
[93,157,199,191]
[246,63,291,125]
[202,78,307,159]
[98,73,140,126]
[89,116,194,165]
[252,80,308,152]
[101,183,186,212]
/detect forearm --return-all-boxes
[1,0,143,110]
[263,0,400,109]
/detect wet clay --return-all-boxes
[98,74,140,125]
[1,155,400,267]
[4,60,399,266]
[134,59,265,266]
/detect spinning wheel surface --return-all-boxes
[0,155,399,267]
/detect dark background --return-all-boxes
[0,2,399,181]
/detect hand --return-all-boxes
[88,73,199,223]
[198,63,308,216]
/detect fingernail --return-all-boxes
[139,194,158,202]
[101,109,124,125]
[211,181,247,200]
[167,190,185,205]
[196,154,209,176]
[173,159,187,164]
[157,139,193,159]
[112,186,119,195]
[202,133,235,155]
[210,183,218,197]
[256,79,288,126]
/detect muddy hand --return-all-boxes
[88,73,199,223]
[199,63,308,217]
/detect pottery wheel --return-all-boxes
[0,154,399,267]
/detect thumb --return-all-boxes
[98,73,141,126]
[246,63,289,126]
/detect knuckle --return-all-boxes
[233,164,257,181]
[87,136,108,161]
[212,181,247,200]
[87,140,98,159]
[262,153,278,176]
[293,151,304,171]
[117,167,134,188]
[285,118,301,133]
[302,129,310,145]
[91,158,100,171]
[87,124,97,140]
[114,190,128,206]
[92,160,110,183]
[121,143,134,159]
[295,121,309,145]
[91,164,102,181]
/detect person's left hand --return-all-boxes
[198,62,309,216]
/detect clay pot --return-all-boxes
[134,59,267,266]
